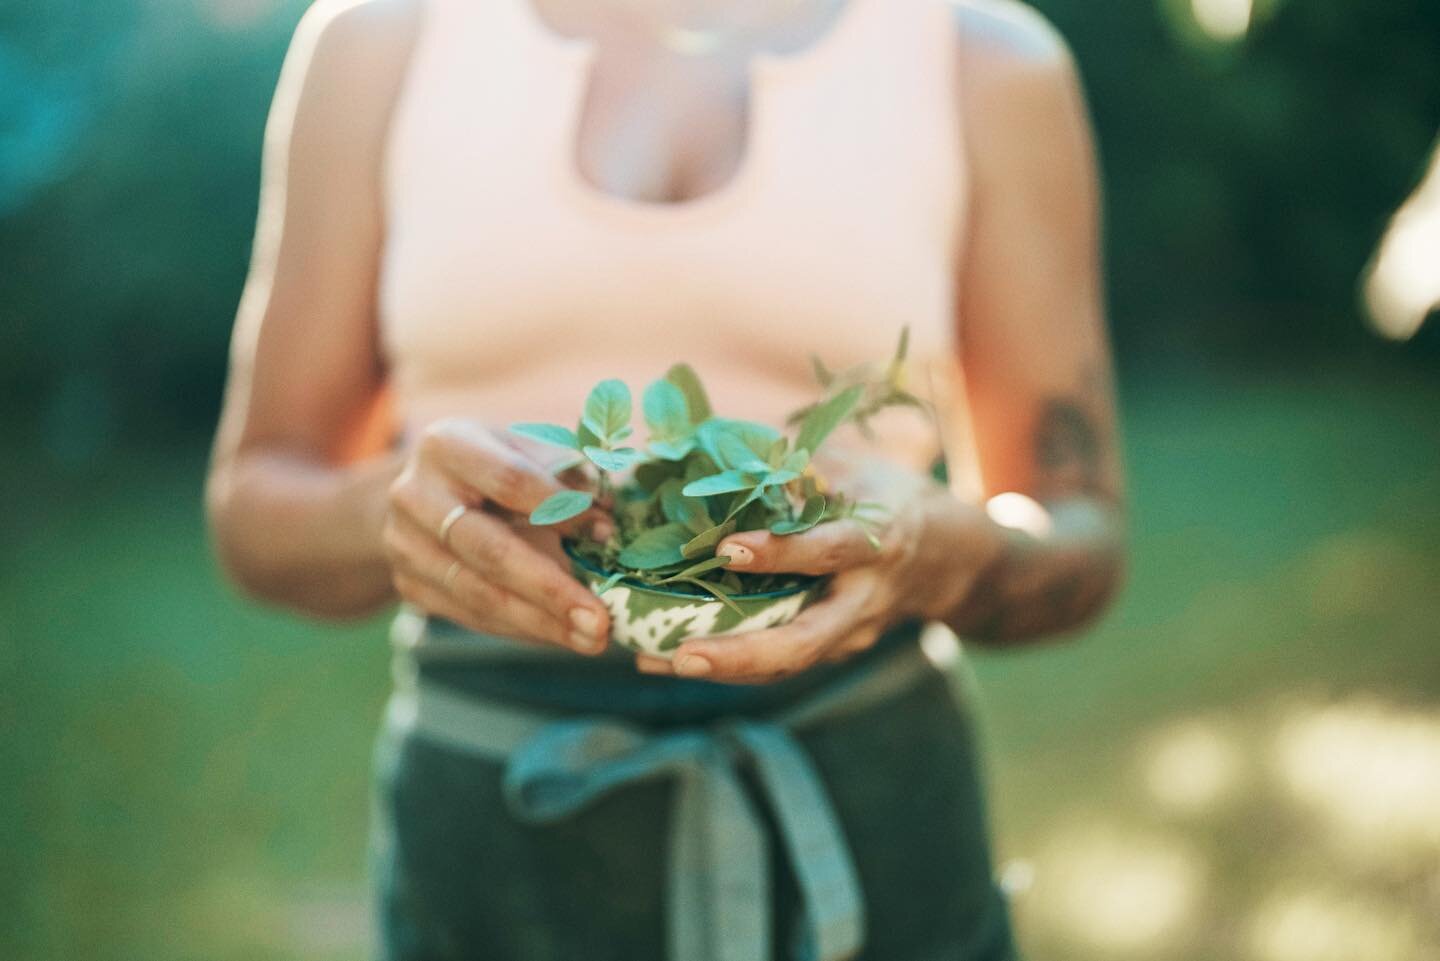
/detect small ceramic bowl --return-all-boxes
[564,543,822,659]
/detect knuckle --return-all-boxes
[391,571,420,601]
[818,543,849,570]
[469,529,510,570]
[488,461,529,502]
[418,419,457,454]
[456,574,497,610]
[387,471,420,514]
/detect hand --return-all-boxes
[382,418,613,654]
[637,463,1006,684]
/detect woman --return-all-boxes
[207,0,1125,957]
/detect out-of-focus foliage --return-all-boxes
[2,0,1437,453]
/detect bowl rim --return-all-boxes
[563,540,819,601]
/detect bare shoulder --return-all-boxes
[948,0,1073,74]
[266,0,424,169]
[946,0,1084,121]
[945,0,1091,173]
[281,0,423,104]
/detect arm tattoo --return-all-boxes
[952,394,1124,645]
[1035,400,1104,500]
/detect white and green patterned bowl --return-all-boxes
[565,543,822,659]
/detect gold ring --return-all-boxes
[443,560,463,592]
[438,505,467,547]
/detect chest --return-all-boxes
[379,0,965,396]
[529,0,854,204]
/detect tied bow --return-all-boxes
[503,718,866,961]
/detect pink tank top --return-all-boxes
[379,0,971,474]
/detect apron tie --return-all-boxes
[502,717,865,961]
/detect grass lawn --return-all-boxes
[3,363,1437,961]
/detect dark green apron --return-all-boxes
[370,612,1018,961]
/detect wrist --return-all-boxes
[900,492,1012,623]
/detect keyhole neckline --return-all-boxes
[507,0,880,228]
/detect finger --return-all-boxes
[419,419,567,517]
[672,579,875,683]
[388,475,610,644]
[716,522,878,576]
[635,655,675,675]
[391,571,507,637]
[819,623,885,664]
[386,515,605,655]
[392,571,569,651]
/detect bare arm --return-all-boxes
[205,0,613,651]
[942,0,1125,643]
[206,0,418,617]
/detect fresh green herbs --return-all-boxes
[514,330,921,600]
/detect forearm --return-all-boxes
[206,448,404,619]
[944,495,1124,644]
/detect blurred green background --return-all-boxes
[3,1,1438,960]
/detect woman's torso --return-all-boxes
[377,0,970,472]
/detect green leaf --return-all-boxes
[795,385,863,456]
[660,480,713,533]
[770,495,826,535]
[723,485,765,521]
[682,577,744,615]
[655,555,731,584]
[665,363,712,423]
[618,523,692,570]
[762,469,800,487]
[635,458,684,491]
[584,446,643,472]
[715,432,771,473]
[528,489,595,525]
[595,571,627,595]
[810,354,834,388]
[577,419,602,449]
[648,437,696,461]
[643,378,691,440]
[683,470,760,497]
[781,448,810,473]
[511,422,580,450]
[582,379,632,441]
[697,419,781,471]
[682,520,736,559]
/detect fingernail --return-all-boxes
[675,654,712,677]
[718,544,753,569]
[569,631,605,655]
[570,608,601,637]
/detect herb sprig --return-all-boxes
[512,329,921,602]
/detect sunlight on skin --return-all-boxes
[1036,826,1204,953]
[1273,700,1440,863]
[1191,0,1253,41]
[1248,888,1421,961]
[1143,718,1244,815]
[985,491,1053,538]
[1364,137,1440,341]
